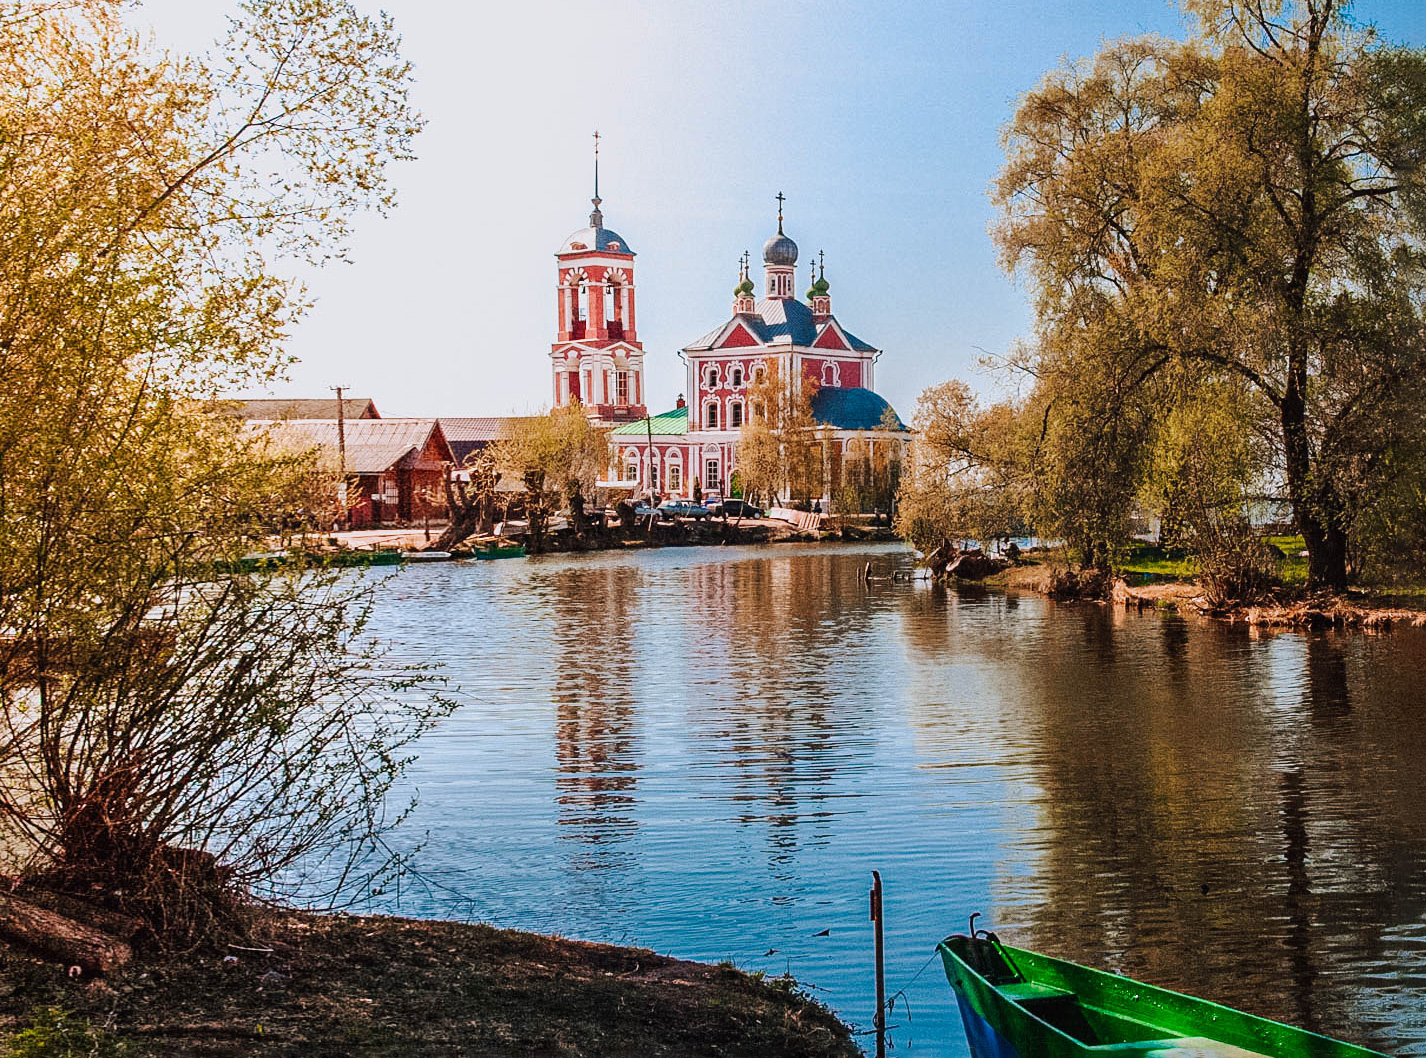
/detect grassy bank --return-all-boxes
[0,911,858,1058]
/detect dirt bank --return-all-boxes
[0,911,858,1058]
[979,560,1426,631]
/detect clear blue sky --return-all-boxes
[133,1,1426,420]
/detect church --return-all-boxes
[550,171,908,510]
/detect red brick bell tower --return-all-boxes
[549,133,647,426]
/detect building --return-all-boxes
[603,199,909,507]
[249,417,454,527]
[548,148,648,427]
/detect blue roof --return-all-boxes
[685,298,877,352]
[810,387,907,431]
[558,225,635,256]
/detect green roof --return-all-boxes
[611,407,688,436]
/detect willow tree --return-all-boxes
[0,0,443,943]
[998,0,1426,590]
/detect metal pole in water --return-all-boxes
[870,870,886,1058]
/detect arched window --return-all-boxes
[732,367,744,388]
[706,402,719,429]
[705,364,720,390]
[823,362,838,386]
[730,402,743,428]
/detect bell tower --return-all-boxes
[550,133,647,425]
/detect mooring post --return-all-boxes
[870,870,886,1058]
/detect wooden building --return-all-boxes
[250,418,454,527]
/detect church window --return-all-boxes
[706,402,718,429]
[823,362,838,386]
[705,364,720,389]
[705,459,720,492]
[668,465,682,491]
[730,402,743,428]
[616,371,629,405]
[732,367,743,387]
[626,462,638,481]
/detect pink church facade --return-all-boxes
[550,189,908,506]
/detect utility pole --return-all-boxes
[331,385,349,529]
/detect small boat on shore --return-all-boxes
[402,550,453,562]
[472,544,526,559]
[940,927,1386,1058]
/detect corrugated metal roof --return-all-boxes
[439,416,540,442]
[809,387,907,431]
[610,407,689,436]
[248,418,450,473]
[683,300,877,353]
[229,397,379,420]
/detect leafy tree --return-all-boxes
[738,364,821,508]
[0,0,441,943]
[997,0,1426,590]
[896,380,1033,567]
[504,404,610,550]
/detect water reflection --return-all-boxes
[369,547,1426,1056]
[548,565,643,867]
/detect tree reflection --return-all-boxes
[903,599,1426,1052]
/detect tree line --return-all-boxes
[900,0,1426,596]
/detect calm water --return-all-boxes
[364,543,1426,1056]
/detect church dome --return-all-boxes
[763,231,798,267]
[558,225,634,256]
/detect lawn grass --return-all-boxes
[1266,535,1309,585]
[1117,543,1196,580]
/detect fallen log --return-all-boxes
[0,891,131,972]
[12,887,145,941]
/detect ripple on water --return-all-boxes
[356,546,1426,1057]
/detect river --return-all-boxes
[362,542,1426,1056]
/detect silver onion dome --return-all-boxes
[763,231,798,267]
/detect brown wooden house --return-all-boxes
[251,418,454,527]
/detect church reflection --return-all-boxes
[681,551,881,878]
[545,563,643,871]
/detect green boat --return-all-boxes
[472,543,525,559]
[940,927,1387,1058]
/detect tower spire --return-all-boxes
[590,130,603,227]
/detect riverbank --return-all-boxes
[297,519,900,557]
[981,558,1426,630]
[0,910,859,1057]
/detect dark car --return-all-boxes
[658,501,710,520]
[711,499,764,519]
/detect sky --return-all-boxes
[130,0,1426,420]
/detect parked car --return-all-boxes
[658,500,711,520]
[710,499,764,519]
[632,502,662,519]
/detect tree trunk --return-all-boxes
[0,891,131,972]
[1281,357,1349,592]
